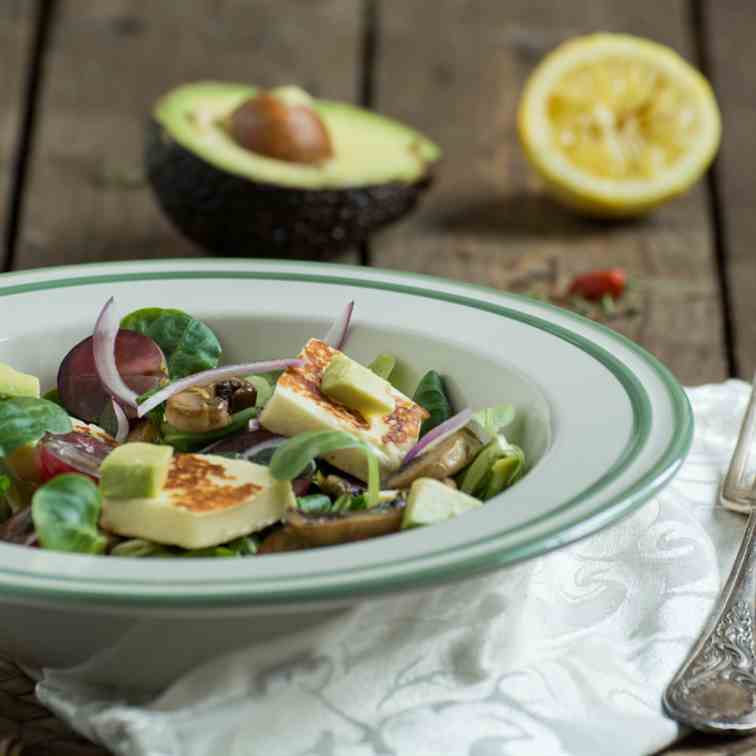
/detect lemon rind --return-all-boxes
[517,33,722,216]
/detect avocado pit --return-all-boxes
[228,88,333,165]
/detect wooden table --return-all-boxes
[0,1,754,754]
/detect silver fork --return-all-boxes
[664,372,756,731]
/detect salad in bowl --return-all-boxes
[0,299,525,559]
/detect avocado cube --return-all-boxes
[100,443,173,500]
[402,478,482,529]
[0,363,40,399]
[321,353,395,416]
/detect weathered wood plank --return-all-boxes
[662,732,756,756]
[0,0,38,271]
[13,0,361,270]
[0,654,107,753]
[706,2,756,379]
[371,0,727,386]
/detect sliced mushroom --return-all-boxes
[284,499,405,548]
[257,526,310,554]
[165,385,231,433]
[214,379,258,413]
[387,430,481,490]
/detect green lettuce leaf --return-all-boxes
[183,536,259,558]
[42,388,64,407]
[244,374,274,410]
[271,430,379,508]
[111,535,259,558]
[110,539,174,558]
[472,404,515,436]
[413,371,451,436]
[121,307,222,379]
[0,398,72,458]
[460,436,525,500]
[32,474,107,554]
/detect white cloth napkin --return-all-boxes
[37,381,750,756]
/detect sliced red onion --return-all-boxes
[44,443,103,480]
[93,298,139,410]
[239,436,287,461]
[137,359,303,418]
[402,408,474,466]
[110,399,129,443]
[200,427,276,456]
[202,431,287,464]
[323,301,354,351]
[292,477,311,497]
[197,422,262,455]
[39,431,115,481]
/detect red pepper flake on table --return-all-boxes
[523,267,641,323]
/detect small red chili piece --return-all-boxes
[568,269,627,301]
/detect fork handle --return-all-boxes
[664,509,756,731]
[721,372,756,513]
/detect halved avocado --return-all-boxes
[145,82,441,258]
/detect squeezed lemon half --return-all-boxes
[517,33,721,217]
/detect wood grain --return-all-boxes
[0,0,38,271]
[0,2,748,755]
[705,1,756,379]
[0,655,106,755]
[662,732,756,756]
[11,0,362,270]
[370,0,728,386]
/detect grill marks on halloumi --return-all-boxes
[164,454,262,513]
[261,339,428,481]
[278,339,370,430]
[101,454,294,549]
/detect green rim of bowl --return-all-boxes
[0,262,692,607]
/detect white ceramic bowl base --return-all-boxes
[0,260,691,690]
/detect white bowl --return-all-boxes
[0,259,691,690]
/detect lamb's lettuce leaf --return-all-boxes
[271,431,379,508]
[32,474,107,554]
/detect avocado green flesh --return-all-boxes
[0,363,40,399]
[153,82,440,190]
[402,479,482,529]
[321,353,395,416]
[100,443,173,500]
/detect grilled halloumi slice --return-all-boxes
[260,339,428,481]
[101,453,293,549]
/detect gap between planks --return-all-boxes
[2,0,57,274]
[358,0,378,267]
[688,0,737,377]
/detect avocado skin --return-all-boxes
[145,119,434,259]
